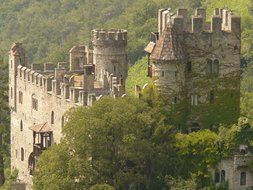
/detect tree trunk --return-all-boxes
[0,133,5,186]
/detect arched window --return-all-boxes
[206,59,212,74]
[221,170,226,184]
[51,111,54,124]
[20,120,23,131]
[206,59,219,74]
[32,94,38,111]
[213,59,219,74]
[61,116,64,128]
[240,172,246,186]
[210,90,215,104]
[21,148,24,161]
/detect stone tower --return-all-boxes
[92,29,128,90]
[9,43,28,112]
[145,8,241,130]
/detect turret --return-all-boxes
[92,29,128,88]
[9,43,28,111]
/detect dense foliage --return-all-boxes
[1,0,253,189]
[33,97,253,190]
[0,62,10,186]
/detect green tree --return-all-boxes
[175,130,219,187]
[0,62,10,186]
[33,97,178,189]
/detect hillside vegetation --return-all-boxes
[1,0,253,188]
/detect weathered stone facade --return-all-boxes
[145,8,241,130]
[211,146,253,190]
[9,29,128,189]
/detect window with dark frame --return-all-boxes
[240,172,246,186]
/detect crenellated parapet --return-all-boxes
[15,60,125,107]
[92,29,127,47]
[158,8,241,34]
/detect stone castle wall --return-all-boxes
[145,8,241,128]
[9,28,128,189]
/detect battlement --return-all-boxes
[158,8,241,34]
[15,60,125,106]
[92,29,127,47]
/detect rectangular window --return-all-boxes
[210,90,215,104]
[32,98,38,111]
[174,97,178,104]
[191,95,198,106]
[19,91,23,104]
[187,61,192,72]
[240,172,246,186]
[161,71,165,77]
[175,71,178,79]
[215,171,220,183]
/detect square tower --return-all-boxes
[145,8,241,131]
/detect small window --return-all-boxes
[187,61,192,72]
[161,71,165,77]
[175,71,178,79]
[206,59,212,74]
[21,148,24,161]
[221,170,226,184]
[61,116,64,128]
[240,172,246,186]
[174,97,178,104]
[20,120,23,131]
[213,59,219,74]
[114,65,116,73]
[191,95,198,106]
[215,171,220,183]
[206,59,219,75]
[32,94,38,111]
[51,111,54,124]
[15,149,18,158]
[19,91,23,104]
[210,90,215,104]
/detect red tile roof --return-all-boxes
[29,122,52,133]
[150,23,185,61]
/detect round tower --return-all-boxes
[92,29,127,86]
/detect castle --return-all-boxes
[9,7,245,190]
[9,29,127,189]
[144,7,241,131]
